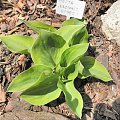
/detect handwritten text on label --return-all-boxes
[56,0,86,19]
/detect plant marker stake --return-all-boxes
[56,0,86,19]
[66,16,70,20]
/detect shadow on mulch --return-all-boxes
[93,97,120,120]
[78,78,119,120]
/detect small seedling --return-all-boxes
[0,18,112,118]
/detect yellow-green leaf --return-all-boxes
[58,80,83,118]
[78,56,112,81]
[7,65,52,92]
[32,30,66,68]
[56,25,86,45]
[62,18,86,26]
[60,43,89,67]
[21,74,61,105]
[22,20,56,33]
[63,63,79,80]
[0,35,34,54]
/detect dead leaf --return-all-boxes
[17,0,24,9]
[95,90,108,103]
[17,54,26,65]
[0,84,6,103]
[52,20,61,28]
[107,45,114,57]
[0,18,4,23]
[5,66,11,82]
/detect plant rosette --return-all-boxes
[0,18,112,118]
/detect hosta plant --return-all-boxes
[0,18,112,118]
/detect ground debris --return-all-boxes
[0,84,6,103]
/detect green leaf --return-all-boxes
[60,43,89,67]
[78,56,112,81]
[7,65,52,92]
[58,80,83,118]
[77,61,88,79]
[21,74,61,105]
[63,63,79,80]
[62,18,86,26]
[32,30,66,68]
[69,26,89,45]
[0,35,34,54]
[56,25,85,44]
[22,20,56,33]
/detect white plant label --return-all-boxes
[56,0,86,19]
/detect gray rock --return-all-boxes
[2,93,70,120]
[101,0,120,46]
[96,55,109,69]
[0,111,69,120]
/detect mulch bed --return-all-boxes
[0,0,120,120]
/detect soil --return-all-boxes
[0,0,120,120]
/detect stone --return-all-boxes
[0,84,6,103]
[96,54,109,69]
[101,0,120,46]
[0,24,8,32]
[0,111,69,120]
[112,97,120,115]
